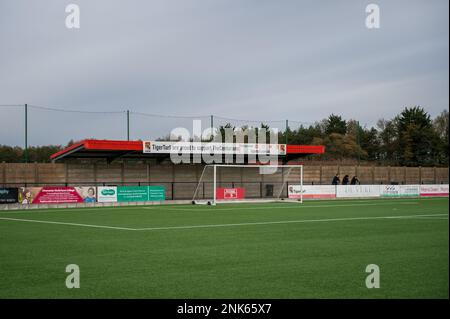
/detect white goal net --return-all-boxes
[192,164,303,205]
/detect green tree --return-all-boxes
[313,133,366,160]
[377,118,399,165]
[325,114,347,135]
[360,127,381,161]
[0,145,23,162]
[0,145,63,163]
[280,123,324,145]
[27,145,63,163]
[217,123,235,142]
[433,110,449,165]
[347,120,381,162]
[396,106,438,166]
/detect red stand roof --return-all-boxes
[51,139,325,161]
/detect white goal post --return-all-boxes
[192,164,303,205]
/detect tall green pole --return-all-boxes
[285,119,288,145]
[127,110,130,141]
[24,103,28,163]
[210,115,214,140]
[357,120,360,164]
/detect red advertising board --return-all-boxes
[19,186,97,204]
[33,187,84,204]
[216,188,246,200]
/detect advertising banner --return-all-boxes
[216,188,246,200]
[117,186,149,202]
[143,141,286,155]
[18,186,97,204]
[147,186,166,201]
[288,185,336,199]
[420,184,449,197]
[117,186,166,202]
[18,187,42,204]
[380,185,420,197]
[336,185,381,198]
[97,186,118,203]
[75,187,97,203]
[0,188,19,204]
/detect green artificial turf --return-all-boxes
[0,197,448,298]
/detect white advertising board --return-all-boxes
[419,184,449,197]
[380,185,420,197]
[336,185,381,198]
[288,185,336,199]
[97,186,118,202]
[143,141,286,155]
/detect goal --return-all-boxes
[192,164,303,205]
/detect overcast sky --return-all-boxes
[0,0,448,146]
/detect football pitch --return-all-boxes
[0,197,448,299]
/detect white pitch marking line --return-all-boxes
[136,213,449,231]
[0,217,135,231]
[153,202,419,211]
[397,216,449,220]
[1,197,446,214]
[0,206,147,214]
[0,213,447,232]
[0,201,414,214]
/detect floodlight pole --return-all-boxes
[24,103,28,163]
[127,110,130,141]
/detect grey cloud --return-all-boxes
[0,0,448,146]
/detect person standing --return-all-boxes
[350,175,360,185]
[342,175,350,185]
[331,174,340,185]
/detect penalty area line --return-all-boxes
[0,213,447,232]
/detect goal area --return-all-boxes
[192,164,303,205]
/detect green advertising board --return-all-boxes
[147,186,166,201]
[117,186,165,202]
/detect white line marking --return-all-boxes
[398,216,449,220]
[153,202,419,211]
[0,217,135,231]
[0,213,447,231]
[1,197,446,214]
[136,213,449,231]
[0,208,108,214]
